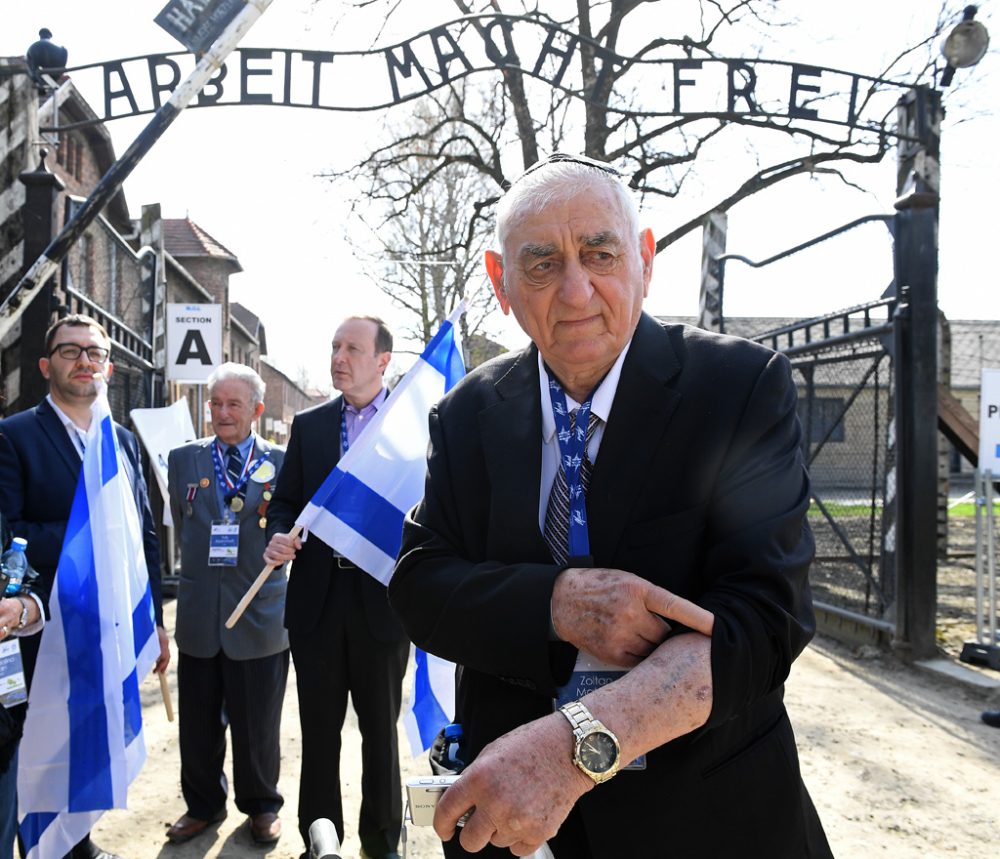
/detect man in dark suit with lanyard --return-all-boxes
[0,314,169,859]
[265,316,408,859]
[388,155,832,858]
[165,363,287,846]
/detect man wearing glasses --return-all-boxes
[389,155,831,857]
[0,314,169,859]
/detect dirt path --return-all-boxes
[90,602,1000,859]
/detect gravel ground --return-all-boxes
[85,591,1000,859]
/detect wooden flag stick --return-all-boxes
[225,525,301,629]
[158,671,174,722]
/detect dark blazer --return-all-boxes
[168,434,288,660]
[0,397,164,685]
[390,314,829,857]
[266,395,405,643]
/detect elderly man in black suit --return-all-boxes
[0,314,169,859]
[388,154,832,858]
[265,316,409,859]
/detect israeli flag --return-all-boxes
[296,305,466,754]
[18,380,159,857]
[296,304,466,585]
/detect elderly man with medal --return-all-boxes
[165,362,289,847]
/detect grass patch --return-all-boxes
[807,500,998,519]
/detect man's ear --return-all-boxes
[377,351,391,375]
[639,228,655,298]
[485,251,510,314]
[38,357,51,381]
[253,401,265,420]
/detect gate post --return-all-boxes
[10,150,64,415]
[892,86,941,659]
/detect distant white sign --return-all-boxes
[166,303,222,382]
[131,398,198,527]
[978,368,1000,475]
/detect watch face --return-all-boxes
[578,730,618,774]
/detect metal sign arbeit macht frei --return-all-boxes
[41,13,922,147]
[155,0,247,54]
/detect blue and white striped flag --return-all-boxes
[296,305,466,754]
[296,305,466,586]
[18,380,159,858]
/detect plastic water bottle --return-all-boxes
[2,538,28,596]
[442,723,465,773]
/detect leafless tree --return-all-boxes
[341,84,502,359]
[326,0,969,308]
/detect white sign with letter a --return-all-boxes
[166,303,222,382]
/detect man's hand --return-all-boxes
[434,713,592,856]
[551,568,714,667]
[263,531,301,567]
[154,625,171,674]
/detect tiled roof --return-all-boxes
[943,319,1000,388]
[231,302,267,355]
[162,218,242,269]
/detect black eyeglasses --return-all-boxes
[505,152,622,190]
[49,343,110,363]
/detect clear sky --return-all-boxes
[3,1,997,388]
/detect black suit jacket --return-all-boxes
[390,314,829,857]
[0,398,164,686]
[266,395,405,644]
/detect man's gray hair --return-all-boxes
[207,362,266,404]
[495,159,641,254]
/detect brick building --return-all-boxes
[1,55,316,447]
[259,357,327,445]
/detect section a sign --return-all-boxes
[166,303,222,382]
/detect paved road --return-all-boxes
[89,600,1000,859]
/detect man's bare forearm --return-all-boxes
[579,632,713,763]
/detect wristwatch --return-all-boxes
[559,701,621,784]
[14,596,29,630]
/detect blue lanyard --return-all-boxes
[341,403,376,454]
[211,441,270,502]
[340,407,350,454]
[547,372,595,560]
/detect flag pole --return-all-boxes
[158,671,175,722]
[225,525,301,629]
[0,0,274,339]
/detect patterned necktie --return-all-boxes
[226,445,243,491]
[544,410,600,565]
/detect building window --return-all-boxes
[79,234,92,293]
[797,397,845,443]
[73,137,84,181]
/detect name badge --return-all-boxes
[555,651,646,771]
[208,520,239,566]
[0,639,27,708]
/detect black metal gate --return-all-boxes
[711,201,942,654]
[749,299,899,640]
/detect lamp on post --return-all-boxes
[939,5,990,87]
[891,6,990,658]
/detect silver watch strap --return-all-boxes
[559,700,597,737]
